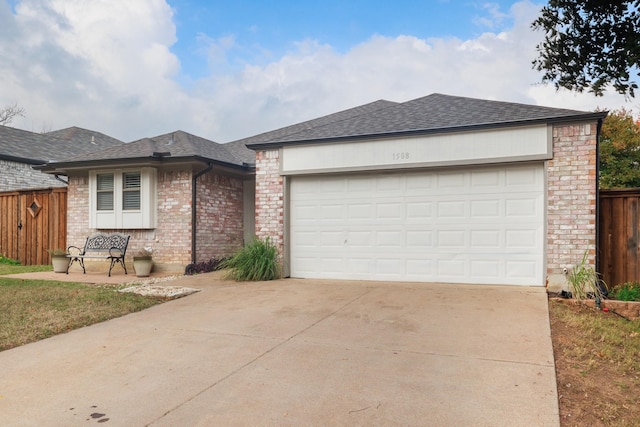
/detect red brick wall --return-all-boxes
[66,167,247,272]
[195,171,245,261]
[154,170,192,267]
[67,170,192,272]
[546,122,598,290]
[255,150,285,256]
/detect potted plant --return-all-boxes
[48,248,68,273]
[133,247,153,277]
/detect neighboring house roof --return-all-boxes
[44,126,124,152]
[39,130,253,174]
[0,125,123,164]
[245,93,607,149]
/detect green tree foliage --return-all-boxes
[532,1,640,97]
[599,109,640,189]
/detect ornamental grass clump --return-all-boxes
[221,237,281,281]
[567,250,607,302]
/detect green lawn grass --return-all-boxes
[0,264,52,275]
[0,276,162,351]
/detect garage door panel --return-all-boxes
[470,260,501,279]
[471,169,501,187]
[506,260,538,279]
[505,229,539,248]
[437,230,466,247]
[506,166,538,186]
[505,198,539,216]
[375,230,403,247]
[405,174,433,192]
[437,172,466,189]
[437,201,466,218]
[406,202,433,220]
[470,230,501,248]
[376,202,403,219]
[346,230,373,246]
[406,258,433,275]
[290,164,544,285]
[347,203,373,219]
[376,175,404,191]
[406,231,433,248]
[437,259,467,278]
[470,200,501,217]
[376,258,403,275]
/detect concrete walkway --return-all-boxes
[0,273,559,426]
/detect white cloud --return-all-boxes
[0,0,637,144]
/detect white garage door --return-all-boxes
[289,163,545,285]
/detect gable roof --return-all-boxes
[246,93,607,149]
[224,100,398,160]
[0,125,123,164]
[39,130,253,174]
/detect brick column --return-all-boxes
[255,149,285,257]
[546,122,598,291]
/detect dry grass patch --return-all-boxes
[0,278,162,351]
[549,299,640,426]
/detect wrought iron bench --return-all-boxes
[66,233,130,276]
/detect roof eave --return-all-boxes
[0,153,47,165]
[36,155,255,175]
[247,112,609,150]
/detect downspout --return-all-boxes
[54,174,68,185]
[595,118,603,278]
[191,162,213,264]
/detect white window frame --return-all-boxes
[89,167,157,229]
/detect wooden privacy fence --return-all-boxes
[0,187,67,265]
[599,188,640,287]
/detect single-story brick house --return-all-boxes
[243,93,607,290]
[39,130,256,272]
[38,93,605,289]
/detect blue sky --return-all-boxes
[0,0,634,142]
[169,0,517,80]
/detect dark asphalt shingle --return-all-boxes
[0,125,123,163]
[224,100,398,162]
[245,93,604,147]
[61,130,242,165]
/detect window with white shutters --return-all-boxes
[123,172,141,210]
[89,168,156,229]
[96,173,114,211]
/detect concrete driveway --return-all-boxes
[0,274,559,426]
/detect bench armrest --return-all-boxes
[67,245,83,256]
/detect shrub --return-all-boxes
[0,256,20,265]
[220,237,281,281]
[612,282,640,302]
[184,257,226,275]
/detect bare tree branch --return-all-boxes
[0,103,26,126]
